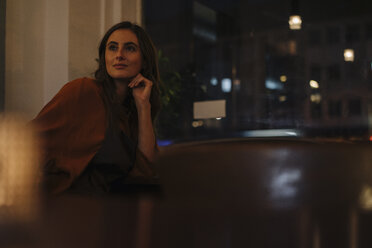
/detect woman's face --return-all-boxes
[105,29,142,82]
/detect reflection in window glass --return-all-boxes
[144,0,372,142]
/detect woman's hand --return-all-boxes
[128,73,153,108]
[128,73,156,162]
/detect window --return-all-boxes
[326,27,340,44]
[345,25,360,43]
[345,62,360,80]
[310,64,322,81]
[144,0,372,141]
[308,29,322,46]
[328,100,342,118]
[326,64,341,81]
[366,23,372,40]
[311,102,322,119]
[348,98,362,116]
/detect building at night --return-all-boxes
[144,0,372,140]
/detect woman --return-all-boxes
[33,21,161,195]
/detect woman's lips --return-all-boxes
[113,64,128,69]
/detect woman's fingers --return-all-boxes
[129,74,143,87]
[129,74,152,88]
[130,73,153,104]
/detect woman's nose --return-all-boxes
[116,47,126,60]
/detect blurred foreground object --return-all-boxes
[0,114,40,223]
[5,138,372,248]
[150,138,372,248]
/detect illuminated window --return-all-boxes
[310,93,321,103]
[288,15,302,30]
[344,49,354,62]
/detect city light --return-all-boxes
[221,78,232,92]
[280,75,287,82]
[309,80,319,89]
[344,49,354,62]
[279,95,287,102]
[216,117,222,120]
[310,93,322,103]
[192,120,204,128]
[288,15,302,30]
[233,79,241,90]
[265,78,284,90]
[210,77,218,86]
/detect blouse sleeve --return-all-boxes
[125,144,160,184]
[31,78,106,194]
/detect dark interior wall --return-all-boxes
[0,0,5,111]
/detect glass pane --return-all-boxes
[144,0,372,143]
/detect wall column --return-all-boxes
[5,0,142,119]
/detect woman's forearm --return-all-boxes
[137,102,156,162]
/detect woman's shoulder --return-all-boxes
[56,77,102,99]
[46,77,103,106]
[62,77,100,91]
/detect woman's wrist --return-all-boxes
[136,100,151,115]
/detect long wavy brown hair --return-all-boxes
[94,21,161,140]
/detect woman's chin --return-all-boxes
[112,76,134,83]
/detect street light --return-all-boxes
[289,15,302,30]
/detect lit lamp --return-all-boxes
[280,75,287,82]
[310,93,322,103]
[289,15,302,30]
[309,80,319,89]
[344,49,354,62]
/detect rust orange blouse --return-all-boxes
[32,77,156,194]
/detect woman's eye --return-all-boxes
[108,45,118,51]
[126,46,136,52]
